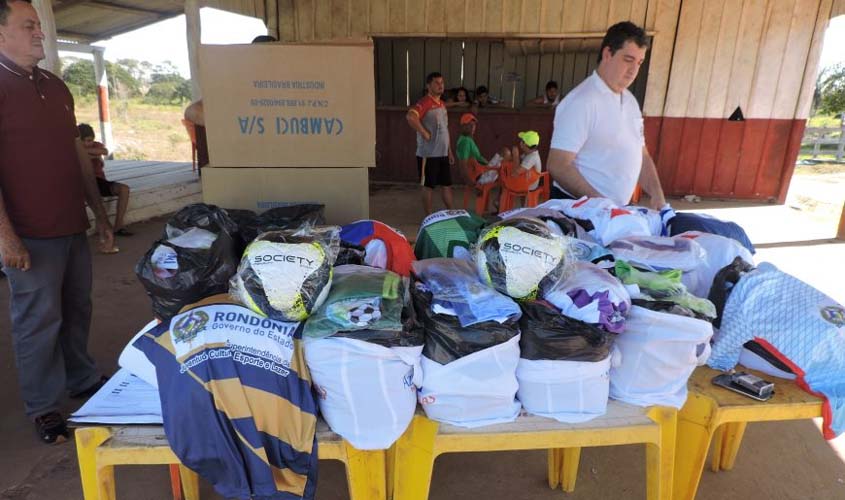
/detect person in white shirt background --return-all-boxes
[547,21,666,210]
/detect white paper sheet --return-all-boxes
[70,368,163,425]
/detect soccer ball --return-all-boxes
[232,231,335,322]
[475,217,567,300]
[345,301,382,327]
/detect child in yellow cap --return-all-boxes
[509,130,542,190]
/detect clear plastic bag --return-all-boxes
[230,226,340,322]
[474,217,572,300]
[412,258,521,327]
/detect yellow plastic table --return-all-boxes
[674,366,824,500]
[75,419,386,500]
[391,403,677,500]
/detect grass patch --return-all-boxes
[807,114,844,128]
[75,98,192,162]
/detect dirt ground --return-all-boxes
[1,181,845,500]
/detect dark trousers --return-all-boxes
[4,233,98,418]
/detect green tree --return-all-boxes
[145,80,180,104]
[817,63,845,122]
[144,61,190,104]
[108,61,141,98]
[61,58,142,98]
[62,59,97,96]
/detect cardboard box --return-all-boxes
[201,167,369,225]
[200,43,375,168]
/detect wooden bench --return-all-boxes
[75,419,386,500]
[673,366,824,500]
[391,402,677,500]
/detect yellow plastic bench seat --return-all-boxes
[391,402,677,500]
[674,366,823,500]
[75,419,386,500]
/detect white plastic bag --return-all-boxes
[675,232,754,297]
[538,197,652,245]
[419,335,521,427]
[516,355,611,422]
[610,306,713,408]
[304,337,422,450]
[608,235,706,272]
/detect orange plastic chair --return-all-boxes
[630,184,642,204]
[181,119,198,172]
[462,158,501,215]
[497,161,547,213]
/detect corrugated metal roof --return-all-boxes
[54,1,186,42]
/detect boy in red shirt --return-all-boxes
[78,124,132,242]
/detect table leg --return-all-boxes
[344,442,386,500]
[546,449,561,489]
[75,427,112,500]
[646,407,677,500]
[674,396,719,500]
[718,422,747,471]
[391,415,439,500]
[179,465,200,500]
[560,448,582,493]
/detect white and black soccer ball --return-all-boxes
[232,231,335,322]
[475,217,567,300]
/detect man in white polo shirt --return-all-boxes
[547,21,666,209]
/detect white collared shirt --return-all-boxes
[550,71,645,205]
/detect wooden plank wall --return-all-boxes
[204,0,266,19]
[265,0,650,40]
[648,0,834,201]
[374,37,648,108]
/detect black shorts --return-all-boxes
[96,177,116,197]
[417,156,452,188]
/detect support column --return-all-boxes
[185,0,202,101]
[92,48,114,156]
[33,0,61,75]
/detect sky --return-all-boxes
[62,8,845,77]
[60,8,267,77]
[819,16,845,70]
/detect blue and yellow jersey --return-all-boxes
[136,295,318,500]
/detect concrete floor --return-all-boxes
[1,180,845,500]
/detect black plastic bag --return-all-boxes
[221,208,258,251]
[135,232,239,321]
[335,241,366,266]
[708,257,755,328]
[240,204,325,243]
[165,203,239,240]
[631,299,701,320]
[519,300,612,362]
[411,281,520,365]
[498,208,580,237]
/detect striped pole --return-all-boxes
[92,47,114,157]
